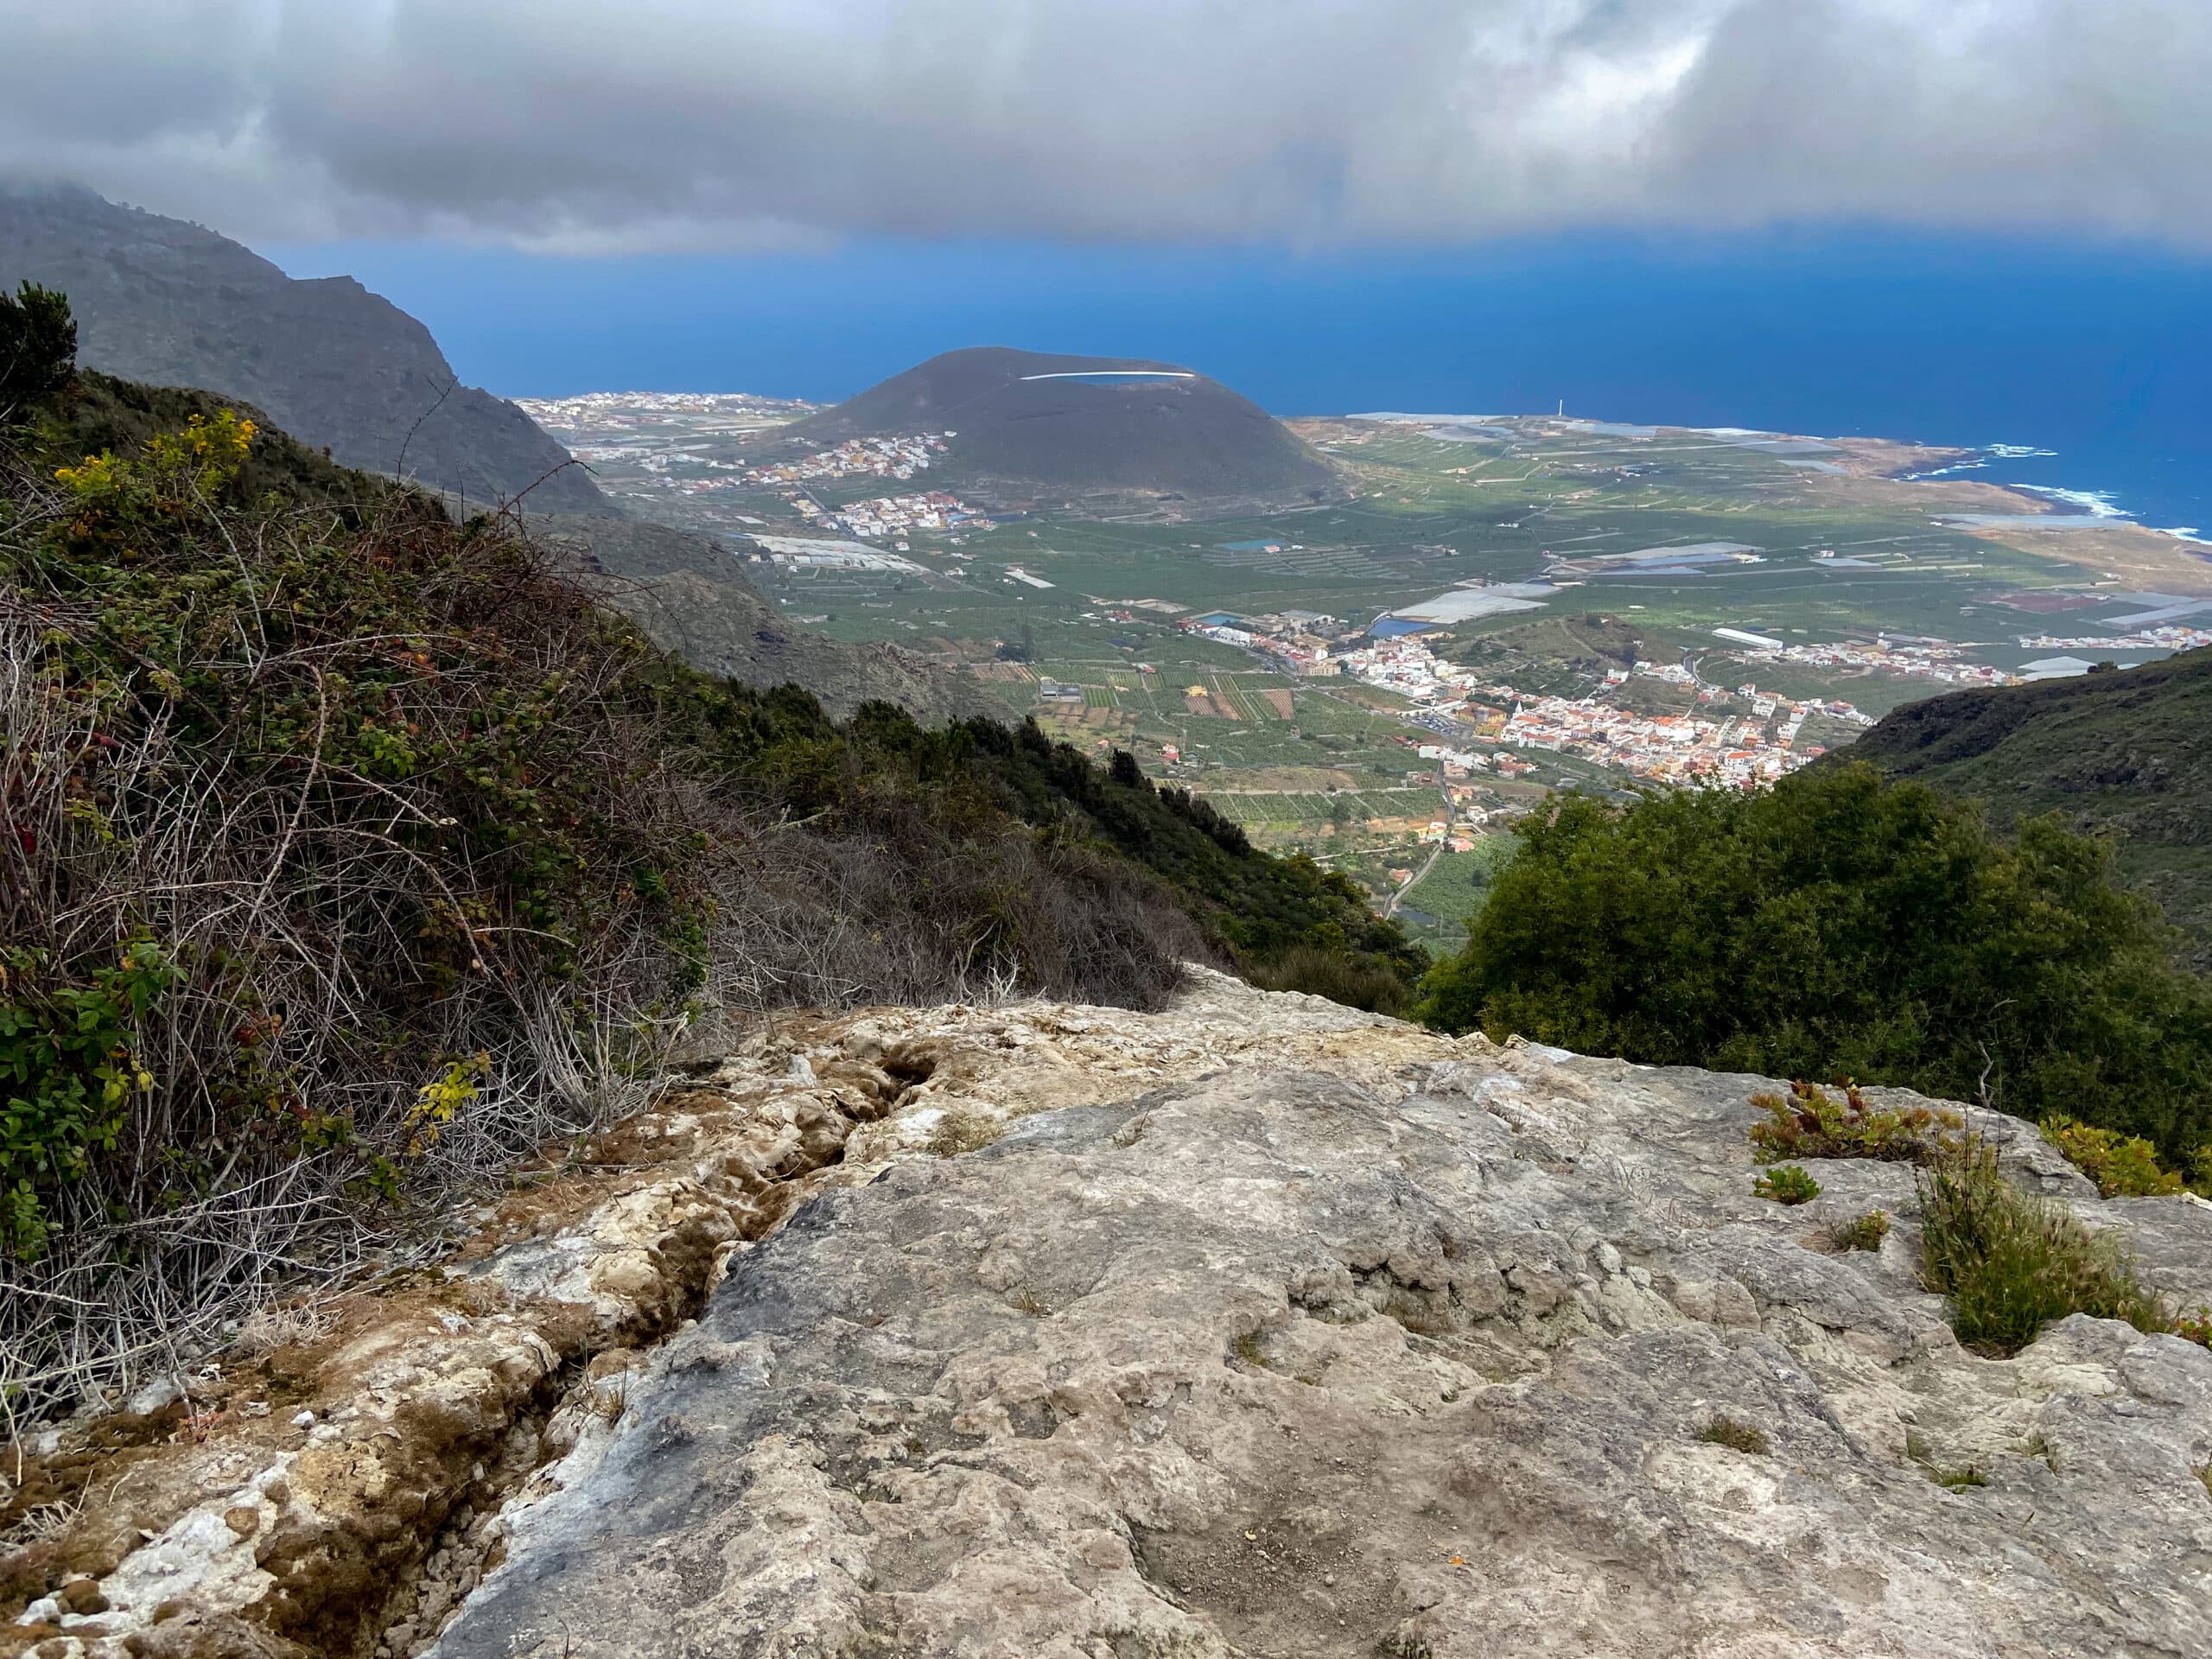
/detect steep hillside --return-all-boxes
[0,350,1417,1402]
[1847,648,2212,963]
[532,512,998,721]
[0,182,603,512]
[789,346,1342,509]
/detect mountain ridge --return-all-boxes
[0,181,605,512]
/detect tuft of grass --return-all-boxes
[2041,1116,2187,1198]
[1751,1080,1962,1166]
[1905,1430,1987,1490]
[1698,1414,1771,1455]
[925,1110,1004,1157]
[1753,1164,1821,1205]
[1826,1210,1891,1252]
[1917,1145,2169,1357]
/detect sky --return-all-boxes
[8,1,2210,252]
[3,0,2210,512]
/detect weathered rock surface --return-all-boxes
[433,989,2212,1659]
[11,973,2212,1658]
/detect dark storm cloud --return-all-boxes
[2,0,2206,250]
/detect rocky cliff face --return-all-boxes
[0,183,605,513]
[7,975,2211,1658]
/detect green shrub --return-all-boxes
[1827,1210,1891,1253]
[1753,1164,1821,1205]
[1414,766,2212,1165]
[0,941,174,1257]
[2041,1116,2186,1198]
[1917,1146,2169,1356]
[1698,1415,1771,1455]
[0,281,75,419]
[1751,1079,1962,1166]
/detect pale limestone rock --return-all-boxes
[428,983,2212,1659]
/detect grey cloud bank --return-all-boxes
[2,0,2208,251]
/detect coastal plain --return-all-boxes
[522,394,2212,950]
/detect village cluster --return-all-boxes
[1180,609,1346,677]
[2016,623,2212,654]
[746,433,952,487]
[1194,626,1847,789]
[792,489,983,542]
[1729,633,2018,688]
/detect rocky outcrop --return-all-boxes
[8,973,2212,1657]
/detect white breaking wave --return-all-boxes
[2006,483,2133,519]
[2157,526,2210,545]
[1985,444,2059,459]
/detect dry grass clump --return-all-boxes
[1697,1415,1771,1456]
[1904,1429,1987,1490]
[1824,1210,1891,1253]
[925,1111,1006,1158]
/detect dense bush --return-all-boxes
[1417,765,2212,1161]
[0,281,75,420]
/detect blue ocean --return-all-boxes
[275,228,2212,541]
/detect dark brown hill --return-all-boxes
[0,181,605,512]
[790,346,1341,509]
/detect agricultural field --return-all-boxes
[543,401,2212,894]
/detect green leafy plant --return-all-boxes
[0,940,174,1257]
[0,280,75,419]
[1750,1079,1963,1166]
[1826,1210,1891,1252]
[1917,1144,2169,1356]
[2041,1116,2187,1198]
[1698,1415,1771,1455]
[1753,1164,1821,1205]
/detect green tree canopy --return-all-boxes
[0,282,76,419]
[1417,763,2212,1159]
